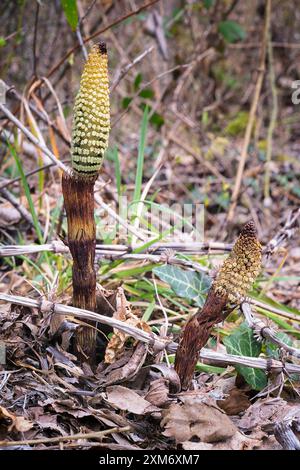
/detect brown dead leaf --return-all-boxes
[0,405,33,433]
[105,385,160,415]
[32,411,67,435]
[238,397,287,432]
[145,378,170,407]
[161,397,236,444]
[104,288,151,364]
[217,387,251,415]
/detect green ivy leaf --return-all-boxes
[61,0,78,31]
[153,265,211,307]
[218,20,246,43]
[224,323,267,390]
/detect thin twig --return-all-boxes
[0,426,131,448]
[264,12,278,203]
[264,208,300,258]
[0,103,70,173]
[35,0,160,93]
[0,187,36,230]
[242,302,300,359]
[76,25,88,60]
[110,46,154,92]
[32,2,40,78]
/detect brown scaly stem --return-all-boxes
[175,221,262,390]
[62,173,97,361]
[62,43,110,363]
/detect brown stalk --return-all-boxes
[174,221,262,390]
[62,174,97,361]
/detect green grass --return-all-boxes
[8,142,43,244]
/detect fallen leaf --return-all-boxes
[217,387,251,415]
[145,378,170,407]
[105,385,160,415]
[238,397,287,431]
[161,397,236,444]
[0,405,33,433]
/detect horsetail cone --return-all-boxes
[213,221,262,303]
[71,42,110,176]
[174,221,262,389]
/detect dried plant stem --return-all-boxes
[0,103,69,173]
[1,293,300,375]
[242,302,300,359]
[62,173,97,362]
[227,0,271,222]
[0,240,233,257]
[264,13,278,203]
[174,289,229,389]
[174,221,262,389]
[0,426,130,448]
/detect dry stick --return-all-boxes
[242,302,300,359]
[0,426,131,448]
[264,208,300,258]
[1,293,300,375]
[0,103,69,173]
[0,240,233,257]
[0,187,36,229]
[1,292,300,376]
[110,46,154,92]
[30,0,160,97]
[227,0,271,222]
[0,293,167,350]
[0,162,55,190]
[264,15,278,203]
[94,192,146,242]
[8,88,70,146]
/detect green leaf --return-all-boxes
[224,323,267,390]
[61,0,78,31]
[134,73,143,91]
[218,20,246,43]
[8,142,43,244]
[153,265,211,307]
[150,112,164,129]
[122,96,133,109]
[0,37,6,47]
[139,88,154,99]
[203,0,214,8]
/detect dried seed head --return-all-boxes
[71,42,110,176]
[213,221,262,303]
